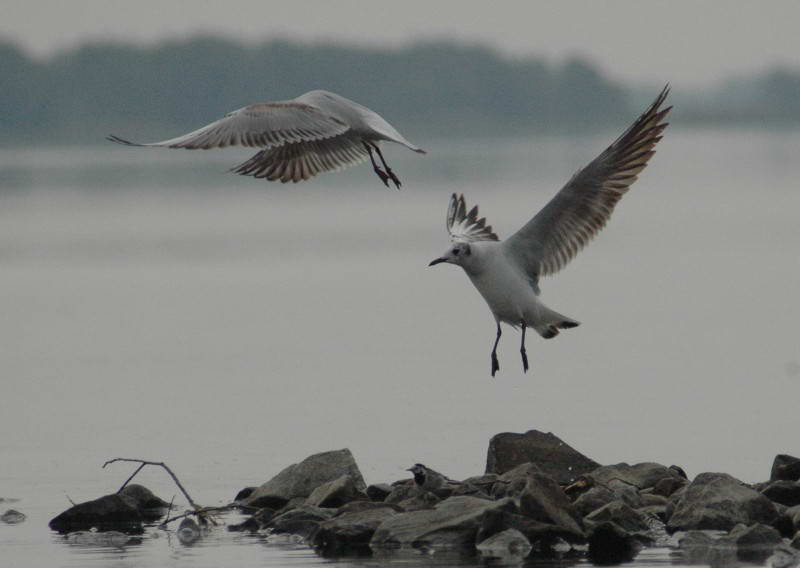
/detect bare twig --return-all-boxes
[102,457,199,510]
[158,503,239,528]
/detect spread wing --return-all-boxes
[447,193,499,243]
[230,130,370,183]
[107,101,350,150]
[504,85,671,282]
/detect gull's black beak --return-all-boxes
[428,258,446,266]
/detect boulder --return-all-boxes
[305,475,367,508]
[396,492,440,512]
[1,509,26,524]
[653,476,687,497]
[585,501,650,534]
[513,472,584,534]
[793,531,800,550]
[245,449,366,509]
[729,523,784,563]
[384,482,424,504]
[366,484,392,502]
[49,494,143,534]
[639,493,669,508]
[234,487,256,501]
[312,505,398,556]
[762,481,800,507]
[478,509,586,551]
[588,521,641,565]
[485,430,598,483]
[605,479,642,508]
[772,455,800,482]
[589,462,684,491]
[370,496,515,549]
[573,486,618,517]
[476,528,532,558]
[667,472,779,532]
[768,544,800,568]
[118,484,170,510]
[678,531,737,566]
[266,504,336,538]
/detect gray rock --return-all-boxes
[334,501,401,516]
[574,486,618,517]
[49,494,143,534]
[491,463,543,499]
[792,530,800,550]
[585,501,650,534]
[476,528,532,557]
[477,509,586,551]
[678,531,738,566]
[396,492,440,512]
[667,472,779,532]
[588,521,642,565]
[729,523,784,563]
[1,509,26,524]
[589,462,684,491]
[485,430,599,483]
[514,472,584,534]
[370,496,515,549]
[768,544,800,568]
[245,449,366,509]
[64,530,142,547]
[305,475,367,508]
[653,476,687,497]
[772,455,800,482]
[266,504,336,538]
[118,484,170,510]
[312,505,398,556]
[763,481,800,507]
[639,493,669,508]
[366,484,392,502]
[234,487,256,501]
[606,479,642,508]
[384,482,424,504]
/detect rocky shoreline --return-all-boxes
[36,430,800,565]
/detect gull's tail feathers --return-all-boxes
[534,306,580,339]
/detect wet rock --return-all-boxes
[396,491,440,512]
[305,475,367,508]
[491,463,543,499]
[477,509,586,552]
[234,487,255,501]
[763,481,800,507]
[730,523,784,563]
[49,494,143,534]
[118,484,170,510]
[245,449,366,509]
[334,501,401,516]
[311,505,398,556]
[452,474,497,499]
[366,484,392,502]
[639,493,669,508]
[588,521,641,565]
[667,472,779,532]
[573,486,618,517]
[585,501,650,534]
[1,509,26,524]
[605,479,642,508]
[266,504,336,538]
[476,528,532,558]
[177,517,202,545]
[792,531,800,550]
[370,496,515,549]
[384,481,424,504]
[653,476,687,497]
[485,430,599,483]
[768,544,800,568]
[589,462,684,491]
[227,508,274,532]
[678,531,738,566]
[772,455,800,482]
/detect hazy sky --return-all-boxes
[3,1,799,87]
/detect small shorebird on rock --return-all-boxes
[108,90,425,188]
[407,463,459,496]
[429,86,671,376]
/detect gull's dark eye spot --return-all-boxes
[453,249,460,256]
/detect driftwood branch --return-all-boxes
[158,503,239,528]
[102,457,200,510]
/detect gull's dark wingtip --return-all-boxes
[106,134,140,146]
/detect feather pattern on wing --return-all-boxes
[504,85,671,281]
[447,193,499,243]
[107,102,350,150]
[231,130,369,183]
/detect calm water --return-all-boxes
[2,129,799,567]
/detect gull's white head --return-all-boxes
[429,193,498,268]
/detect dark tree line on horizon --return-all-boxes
[0,35,798,146]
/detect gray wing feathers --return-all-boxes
[447,193,499,243]
[107,102,350,150]
[505,85,671,279]
[231,131,369,183]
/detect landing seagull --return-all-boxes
[429,86,671,376]
[107,90,425,188]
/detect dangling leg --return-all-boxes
[520,319,529,373]
[363,142,389,187]
[373,144,401,189]
[491,322,501,377]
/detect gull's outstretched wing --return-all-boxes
[504,85,671,282]
[447,193,499,243]
[107,101,350,150]
[231,130,370,183]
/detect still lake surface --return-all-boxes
[2,129,799,567]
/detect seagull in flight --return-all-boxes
[107,90,425,188]
[429,86,671,376]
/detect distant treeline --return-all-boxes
[1,36,799,146]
